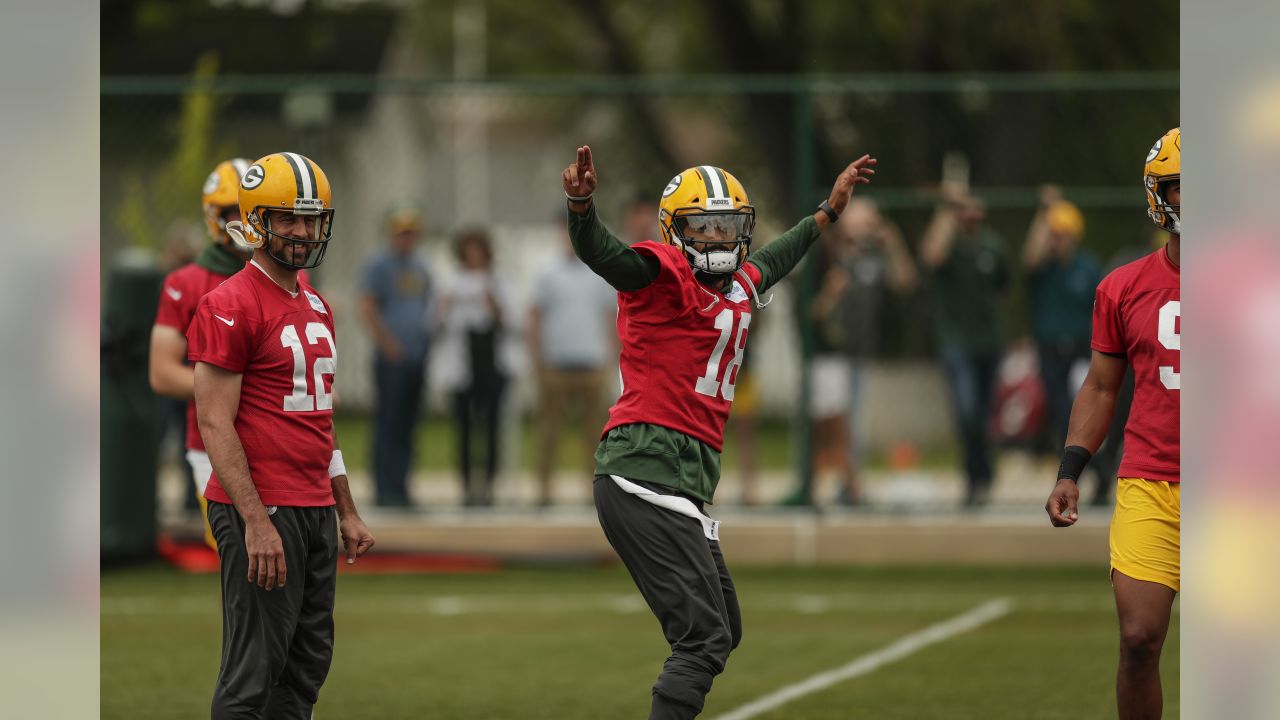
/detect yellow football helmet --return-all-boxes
[658,165,755,275]
[1144,127,1180,234]
[229,152,335,269]
[1046,200,1084,238]
[201,158,251,244]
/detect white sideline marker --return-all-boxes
[712,597,1013,720]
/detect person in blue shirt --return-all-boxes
[359,202,435,507]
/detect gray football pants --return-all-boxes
[207,501,338,720]
[594,476,743,720]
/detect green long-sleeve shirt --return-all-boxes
[567,204,821,502]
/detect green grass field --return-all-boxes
[102,564,1178,719]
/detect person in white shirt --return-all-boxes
[432,228,522,506]
[528,228,618,506]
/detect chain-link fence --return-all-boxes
[101,73,1177,438]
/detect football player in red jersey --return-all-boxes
[1045,127,1180,719]
[564,145,875,719]
[188,152,374,719]
[150,158,254,548]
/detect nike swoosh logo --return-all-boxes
[165,287,182,300]
[213,314,235,327]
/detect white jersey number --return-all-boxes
[280,322,337,411]
[1158,300,1180,390]
[694,308,750,401]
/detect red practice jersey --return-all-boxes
[155,263,240,451]
[1091,246,1180,482]
[187,261,336,507]
[603,241,764,451]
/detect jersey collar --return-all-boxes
[250,258,301,298]
[1160,244,1180,275]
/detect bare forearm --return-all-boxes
[149,329,195,399]
[330,474,360,520]
[1063,384,1118,453]
[150,363,195,400]
[201,419,268,523]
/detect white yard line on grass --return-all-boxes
[711,597,1014,720]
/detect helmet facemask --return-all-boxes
[1147,175,1181,235]
[667,209,755,275]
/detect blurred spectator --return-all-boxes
[433,228,520,506]
[528,227,617,506]
[622,194,659,245]
[359,202,435,508]
[920,187,1010,506]
[1022,186,1103,453]
[806,199,918,506]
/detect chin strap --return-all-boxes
[682,245,741,275]
[734,267,773,309]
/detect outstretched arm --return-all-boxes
[748,155,877,292]
[563,145,660,292]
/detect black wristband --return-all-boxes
[817,199,839,223]
[1057,445,1092,483]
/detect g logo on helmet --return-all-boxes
[662,174,682,198]
[1145,139,1163,164]
[241,164,265,190]
[202,170,221,195]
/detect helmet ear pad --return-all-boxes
[223,219,260,250]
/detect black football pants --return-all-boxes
[206,501,338,720]
[594,475,743,720]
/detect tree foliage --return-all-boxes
[115,53,232,249]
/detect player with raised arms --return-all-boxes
[188,151,375,719]
[1045,127,1181,719]
[563,145,876,719]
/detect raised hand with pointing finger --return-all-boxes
[563,145,598,213]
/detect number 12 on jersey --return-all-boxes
[281,322,336,412]
[695,308,750,401]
